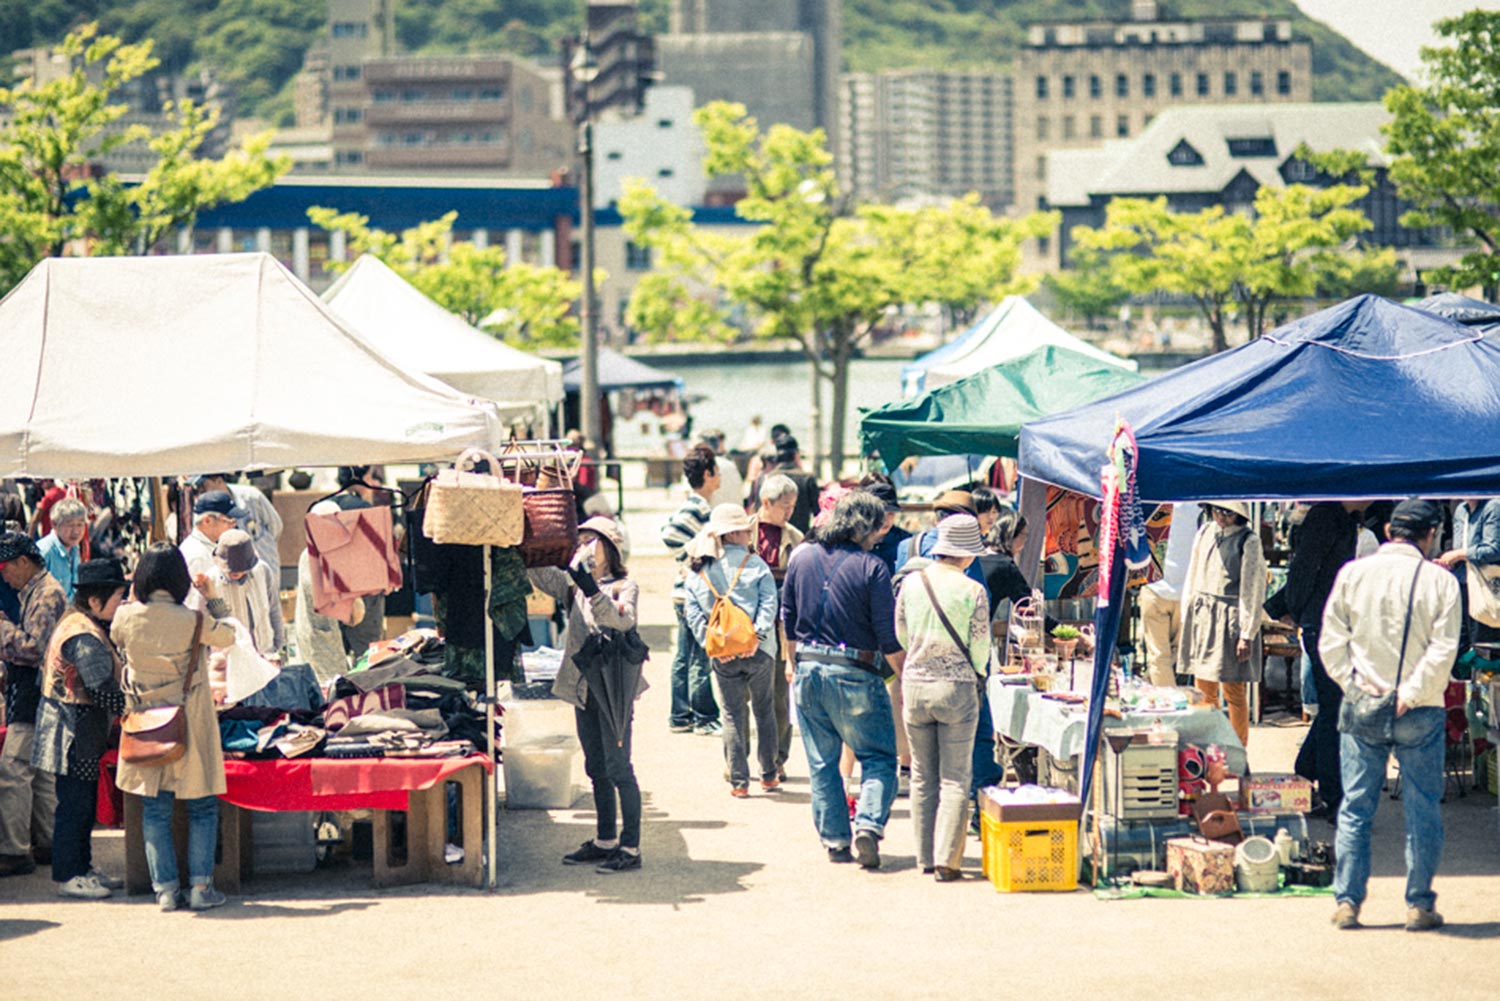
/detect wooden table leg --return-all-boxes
[123,794,150,896]
[372,796,430,889]
[436,766,484,888]
[214,803,250,894]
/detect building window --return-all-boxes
[335,150,364,165]
[331,22,368,38]
[1167,139,1204,166]
[1115,73,1129,98]
[1035,75,1049,99]
[1227,137,1277,157]
[605,150,623,161]
[1116,115,1129,138]
[1062,75,1075,99]
[1197,72,1210,97]
[372,89,395,103]
[657,119,674,129]
[1283,157,1317,182]
[1250,71,1264,97]
[1142,73,1155,98]
[1089,74,1101,99]
[1224,72,1237,96]
[479,87,505,100]
[1089,114,1103,138]
[657,168,674,177]
[332,65,362,82]
[452,88,474,101]
[1036,116,1050,140]
[1062,115,1076,139]
[625,241,652,271]
[1035,155,1046,181]
[1277,70,1292,96]
[333,107,363,124]
[1170,72,1183,97]
[401,88,423,102]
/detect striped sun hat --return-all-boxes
[930,514,986,557]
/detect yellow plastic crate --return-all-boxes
[981,813,1078,892]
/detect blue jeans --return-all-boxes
[1300,650,1318,708]
[794,661,898,847]
[970,689,1004,796]
[140,791,219,892]
[1334,706,1445,911]
[669,603,718,728]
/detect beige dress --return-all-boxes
[112,592,237,800]
[1177,523,1266,684]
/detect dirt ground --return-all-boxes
[3,491,1497,1001]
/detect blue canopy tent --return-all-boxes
[1016,294,1500,817]
[562,347,682,393]
[1414,292,1500,327]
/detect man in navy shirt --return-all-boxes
[783,492,905,870]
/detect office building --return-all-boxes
[841,69,1013,207]
[563,0,657,123]
[593,86,708,210]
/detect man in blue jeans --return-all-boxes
[783,492,905,870]
[661,446,722,735]
[1319,500,1459,932]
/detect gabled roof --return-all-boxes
[1047,102,1390,206]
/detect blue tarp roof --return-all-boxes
[1019,294,1500,503]
[562,347,682,392]
[1415,292,1500,326]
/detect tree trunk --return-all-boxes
[828,327,853,479]
[808,353,824,479]
[1208,309,1228,353]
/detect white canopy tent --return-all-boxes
[323,255,563,425]
[920,296,1137,391]
[0,253,502,478]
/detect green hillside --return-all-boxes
[0,0,1404,123]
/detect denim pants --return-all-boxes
[1334,706,1446,911]
[140,791,219,891]
[970,689,1004,796]
[51,773,98,883]
[669,603,719,728]
[904,678,979,871]
[773,658,793,769]
[714,652,777,788]
[575,689,642,849]
[1294,629,1344,809]
[793,661,898,847]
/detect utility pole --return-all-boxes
[572,31,602,460]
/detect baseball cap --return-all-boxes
[861,482,902,514]
[193,490,247,520]
[1390,498,1443,533]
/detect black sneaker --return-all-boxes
[596,849,642,873]
[828,846,854,864]
[853,830,881,870]
[562,840,615,866]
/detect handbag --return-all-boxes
[1338,559,1423,744]
[120,613,204,768]
[916,570,983,678]
[1192,791,1244,844]
[509,453,580,569]
[422,448,525,547]
[1466,560,1500,628]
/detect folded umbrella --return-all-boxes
[574,628,650,748]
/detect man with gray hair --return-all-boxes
[782,491,905,869]
[36,498,87,600]
[752,473,804,780]
[194,474,283,584]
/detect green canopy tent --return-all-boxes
[860,344,1147,466]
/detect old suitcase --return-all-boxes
[1165,836,1236,895]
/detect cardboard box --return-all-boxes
[1239,773,1314,813]
[980,787,1082,824]
[1166,837,1236,895]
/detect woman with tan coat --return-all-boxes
[112,543,236,911]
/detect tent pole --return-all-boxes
[484,543,498,891]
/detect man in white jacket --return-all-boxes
[1319,499,1459,933]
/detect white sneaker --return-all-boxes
[88,868,125,891]
[189,884,227,911]
[58,874,112,900]
[156,889,182,912]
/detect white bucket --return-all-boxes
[1235,836,1280,893]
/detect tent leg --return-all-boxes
[484,544,498,891]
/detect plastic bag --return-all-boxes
[224,619,281,705]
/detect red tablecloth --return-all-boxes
[223,755,492,812]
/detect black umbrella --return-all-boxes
[1414,292,1500,326]
[574,628,650,747]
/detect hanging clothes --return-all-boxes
[305,504,402,621]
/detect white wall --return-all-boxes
[593,86,708,210]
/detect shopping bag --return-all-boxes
[223,621,281,705]
[423,448,525,547]
[1467,561,1500,628]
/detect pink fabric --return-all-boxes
[305,505,402,620]
[322,684,405,732]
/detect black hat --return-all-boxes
[1390,499,1443,533]
[193,490,247,519]
[76,558,129,591]
[0,531,41,567]
[861,482,902,514]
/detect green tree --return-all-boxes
[1381,10,1500,298]
[623,101,1053,473]
[1044,244,1132,330]
[1070,184,1377,351]
[308,207,587,348]
[0,25,287,292]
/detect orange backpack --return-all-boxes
[699,554,760,660]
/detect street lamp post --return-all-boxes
[572,33,602,460]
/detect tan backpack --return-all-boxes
[699,554,760,660]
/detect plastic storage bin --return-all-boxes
[981,813,1078,892]
[503,737,582,809]
[501,698,577,748]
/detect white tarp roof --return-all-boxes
[922,296,1137,390]
[0,253,502,478]
[323,255,563,422]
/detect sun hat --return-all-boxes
[706,504,754,537]
[75,558,129,592]
[578,515,626,562]
[1210,501,1252,521]
[930,514,987,558]
[214,529,259,574]
[932,490,977,516]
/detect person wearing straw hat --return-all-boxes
[1177,501,1267,747]
[895,514,992,882]
[685,504,781,797]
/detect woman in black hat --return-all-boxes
[31,559,131,899]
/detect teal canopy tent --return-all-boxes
[860,344,1147,465]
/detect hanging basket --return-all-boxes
[422,449,525,547]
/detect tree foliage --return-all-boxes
[622,101,1053,473]
[1044,244,1132,329]
[0,24,287,292]
[1381,10,1500,296]
[308,207,586,348]
[1069,185,1380,351]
